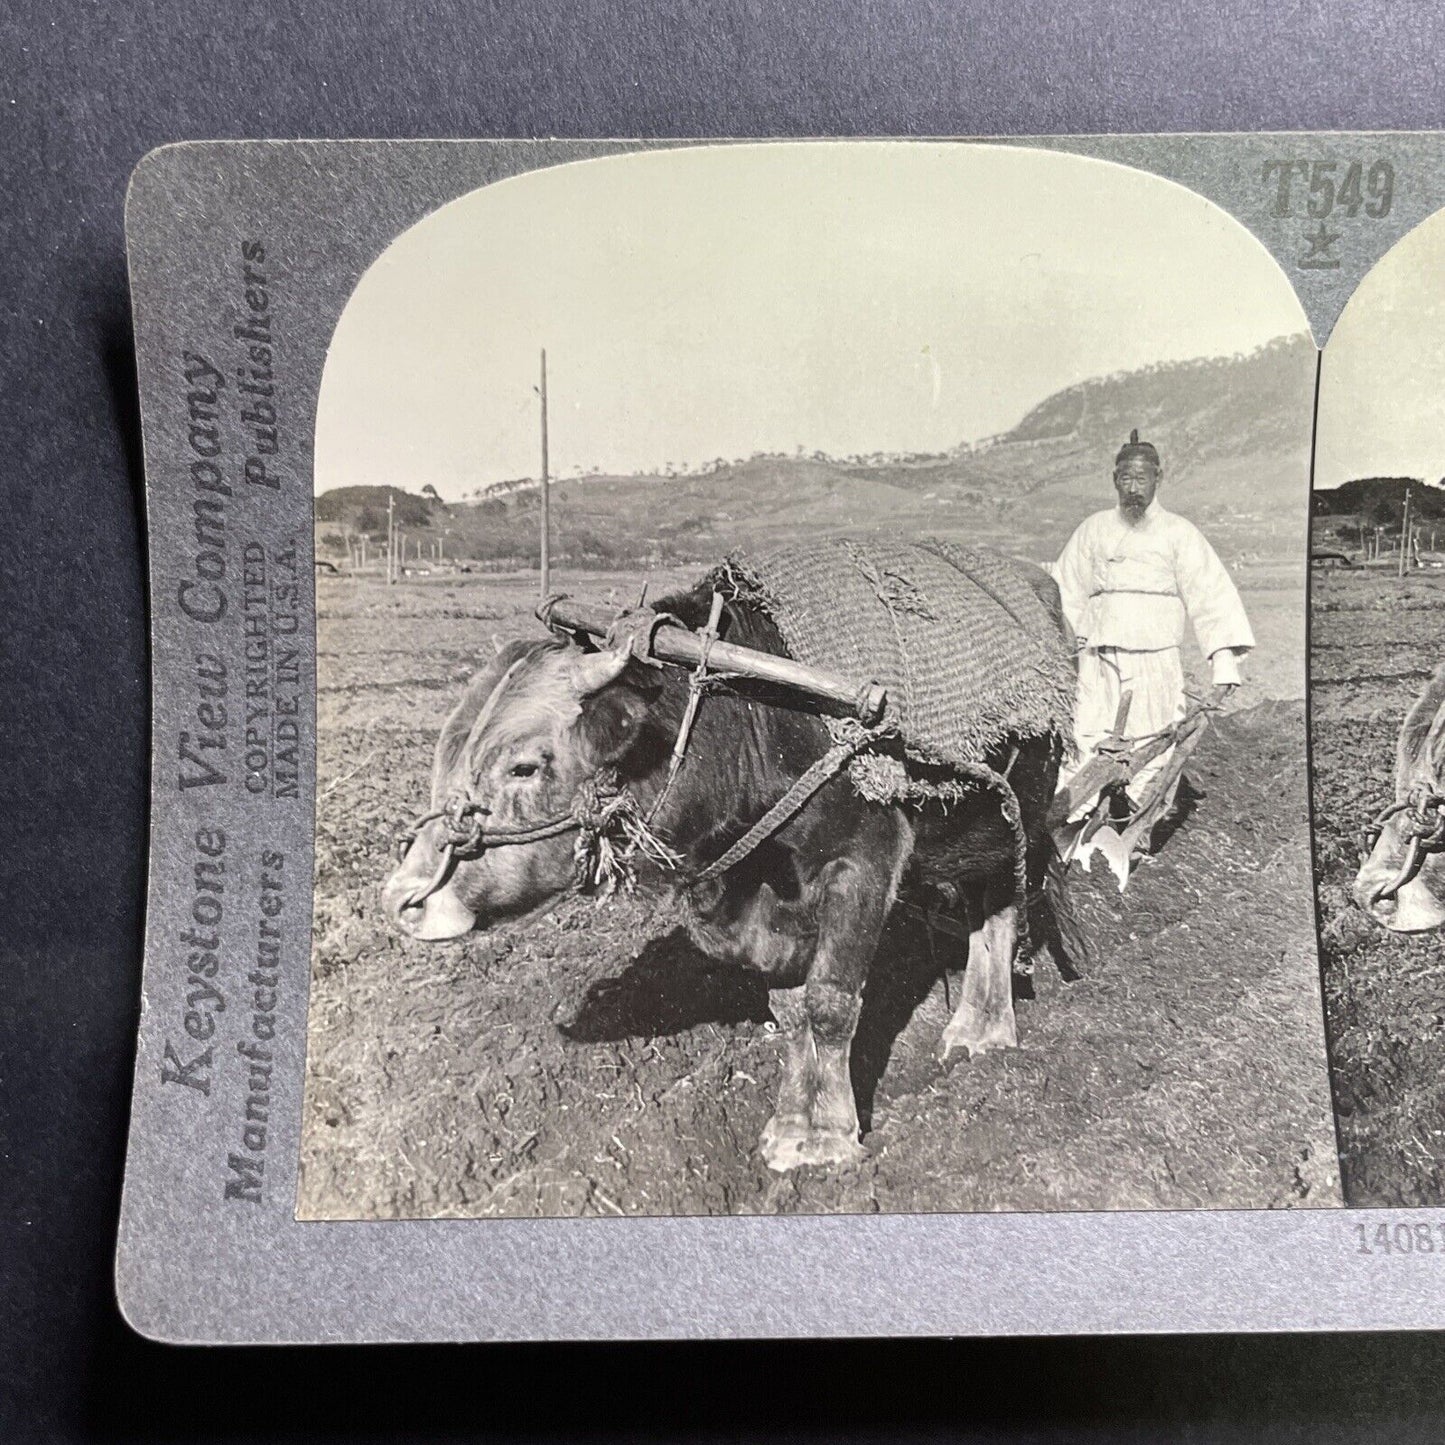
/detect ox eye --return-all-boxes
[509,761,540,779]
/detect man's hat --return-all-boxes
[1115,428,1160,470]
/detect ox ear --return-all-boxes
[569,641,631,697]
[575,673,659,768]
[1426,703,1445,781]
[572,646,665,769]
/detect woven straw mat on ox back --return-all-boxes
[713,538,1075,773]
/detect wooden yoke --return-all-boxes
[538,595,889,725]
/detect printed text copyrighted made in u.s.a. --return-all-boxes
[158,236,303,1207]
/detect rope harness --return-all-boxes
[393,772,683,912]
[1361,784,1445,903]
[689,729,880,885]
[393,594,1036,925]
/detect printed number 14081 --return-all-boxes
[1355,1221,1445,1256]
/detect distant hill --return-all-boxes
[1310,477,1445,557]
[314,485,441,528]
[315,335,1316,570]
[1312,477,1445,526]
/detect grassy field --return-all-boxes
[1310,568,1445,1205]
[296,563,1340,1220]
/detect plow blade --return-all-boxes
[1051,699,1217,879]
[1048,697,1213,833]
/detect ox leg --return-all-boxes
[939,887,1019,1061]
[759,975,865,1171]
[760,828,908,1172]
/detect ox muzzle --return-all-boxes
[383,798,577,940]
[1355,786,1445,932]
[382,775,667,941]
[383,806,484,941]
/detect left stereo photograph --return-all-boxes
[299,143,1333,1221]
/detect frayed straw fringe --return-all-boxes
[574,781,683,896]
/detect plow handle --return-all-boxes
[539,595,889,725]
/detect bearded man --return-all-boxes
[1053,429,1254,825]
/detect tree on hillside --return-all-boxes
[394,493,432,526]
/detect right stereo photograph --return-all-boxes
[1312,207,1445,1207]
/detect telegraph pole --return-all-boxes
[539,348,551,601]
[1399,485,1413,579]
[386,491,396,585]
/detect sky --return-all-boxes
[1315,208,1445,490]
[315,142,1308,500]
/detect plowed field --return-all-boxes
[1310,568,1445,1206]
[298,571,1341,1219]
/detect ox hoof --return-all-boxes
[759,1115,866,1173]
[938,1014,1018,1064]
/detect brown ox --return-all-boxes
[382,580,1084,1171]
[1355,662,1445,933]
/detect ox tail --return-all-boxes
[1032,843,1091,982]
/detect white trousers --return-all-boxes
[1061,646,1186,807]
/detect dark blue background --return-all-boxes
[7,2,1445,1438]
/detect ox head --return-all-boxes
[1354,673,1445,933]
[382,636,658,940]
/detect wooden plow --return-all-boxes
[537,593,890,724]
[1046,690,1218,887]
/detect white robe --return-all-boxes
[1052,500,1253,802]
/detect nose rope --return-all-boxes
[400,841,460,912]
[1362,785,1445,903]
[393,794,585,912]
[393,773,684,914]
[396,798,592,861]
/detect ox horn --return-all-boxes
[570,641,631,697]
